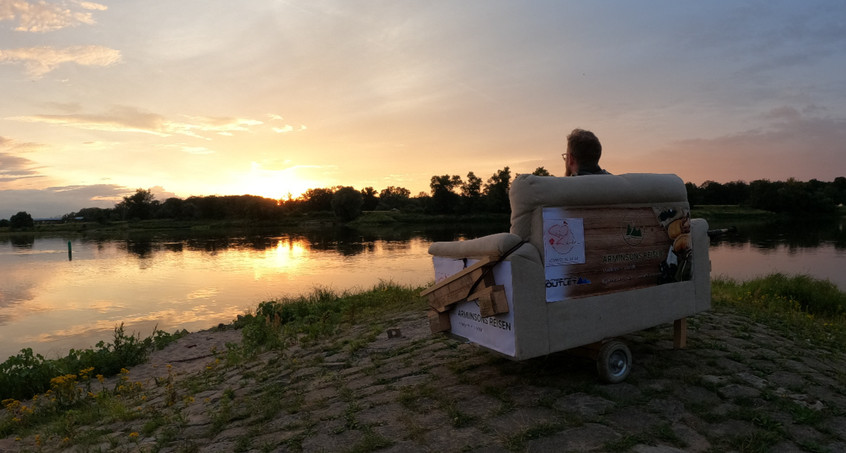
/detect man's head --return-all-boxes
[565,128,602,176]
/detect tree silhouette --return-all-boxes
[461,171,483,213]
[429,174,462,214]
[484,167,511,213]
[117,188,156,220]
[332,186,364,221]
[361,187,379,211]
[9,211,34,229]
[378,186,411,210]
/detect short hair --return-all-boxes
[566,128,602,165]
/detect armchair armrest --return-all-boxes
[428,232,524,259]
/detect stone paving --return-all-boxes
[2,307,845,452]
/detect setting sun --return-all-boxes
[238,163,318,201]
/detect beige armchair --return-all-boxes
[422,173,711,382]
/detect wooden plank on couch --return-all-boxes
[469,285,509,318]
[421,256,498,311]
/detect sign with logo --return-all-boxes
[543,206,692,302]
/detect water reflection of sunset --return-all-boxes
[268,238,308,271]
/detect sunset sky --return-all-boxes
[2,0,845,218]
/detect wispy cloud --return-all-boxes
[0,0,106,33]
[268,113,306,134]
[9,107,267,139]
[0,45,121,77]
[173,115,263,139]
[10,105,165,135]
[0,153,42,182]
[0,136,44,185]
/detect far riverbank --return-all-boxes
[5,203,825,238]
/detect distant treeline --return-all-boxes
[686,177,846,214]
[58,167,521,224]
[4,171,844,228]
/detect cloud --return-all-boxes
[10,105,165,135]
[148,185,177,201]
[0,0,106,33]
[9,107,267,139]
[0,153,41,182]
[0,136,44,184]
[172,115,263,138]
[0,44,121,77]
[0,183,127,218]
[268,113,305,134]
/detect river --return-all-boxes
[1,216,844,362]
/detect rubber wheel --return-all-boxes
[596,340,632,383]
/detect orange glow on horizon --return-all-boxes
[234,163,319,201]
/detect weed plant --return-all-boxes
[0,324,186,402]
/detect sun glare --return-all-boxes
[239,163,317,200]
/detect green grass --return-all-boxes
[0,324,187,402]
[237,281,427,352]
[712,273,846,352]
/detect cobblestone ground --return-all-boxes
[2,307,845,452]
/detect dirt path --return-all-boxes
[2,307,845,452]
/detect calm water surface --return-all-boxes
[1,217,844,362]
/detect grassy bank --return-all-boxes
[0,282,425,442]
[233,281,428,354]
[712,273,846,352]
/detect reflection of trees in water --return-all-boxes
[708,216,846,250]
[302,228,368,256]
[8,235,35,249]
[125,239,155,258]
[105,220,511,259]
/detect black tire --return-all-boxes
[596,340,632,383]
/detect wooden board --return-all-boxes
[543,206,692,301]
[421,256,498,312]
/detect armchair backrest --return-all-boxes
[509,173,689,261]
